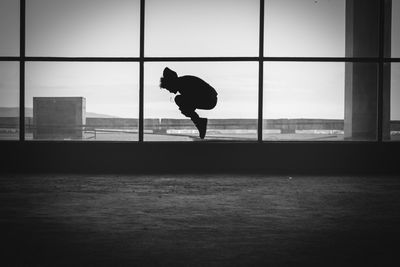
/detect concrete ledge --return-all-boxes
[0,141,399,174]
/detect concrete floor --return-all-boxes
[1,174,399,266]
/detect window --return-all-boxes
[0,62,19,140]
[145,0,259,57]
[0,0,19,56]
[264,0,346,57]
[25,63,139,141]
[263,62,345,141]
[144,62,258,141]
[387,63,400,141]
[0,0,397,143]
[26,0,141,57]
[392,0,400,57]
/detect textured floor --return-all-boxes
[1,174,399,266]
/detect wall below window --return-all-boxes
[1,142,399,174]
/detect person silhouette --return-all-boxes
[160,67,218,139]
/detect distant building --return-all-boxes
[33,97,86,140]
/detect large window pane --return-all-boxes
[265,0,346,57]
[0,0,19,56]
[145,0,259,57]
[26,0,140,57]
[144,62,258,141]
[25,62,139,141]
[0,62,19,140]
[392,0,400,57]
[263,62,378,141]
[388,63,400,141]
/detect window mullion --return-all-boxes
[258,0,265,142]
[19,0,26,141]
[139,0,145,142]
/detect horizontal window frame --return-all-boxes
[2,57,400,62]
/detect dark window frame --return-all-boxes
[0,0,397,143]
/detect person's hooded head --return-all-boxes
[160,67,178,93]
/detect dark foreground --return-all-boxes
[1,174,399,266]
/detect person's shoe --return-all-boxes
[196,118,208,139]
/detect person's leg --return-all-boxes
[174,95,207,139]
[193,96,217,139]
[195,95,218,110]
[174,95,199,120]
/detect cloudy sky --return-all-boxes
[0,0,399,120]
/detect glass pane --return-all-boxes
[25,62,139,141]
[0,62,19,140]
[265,0,346,57]
[145,0,259,57]
[0,0,19,56]
[388,63,400,141]
[144,62,258,141]
[392,0,400,57]
[26,0,140,57]
[263,62,378,141]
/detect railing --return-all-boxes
[1,117,400,140]
[2,117,400,130]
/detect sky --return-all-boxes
[26,0,141,57]
[0,62,19,108]
[145,0,259,57]
[265,0,345,57]
[0,0,19,55]
[25,62,140,118]
[393,0,400,57]
[144,62,258,119]
[264,62,345,119]
[0,0,399,120]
